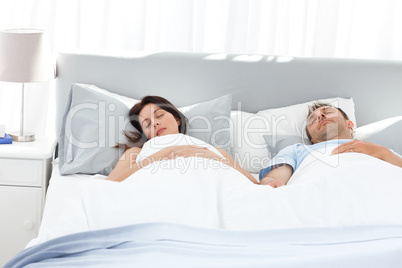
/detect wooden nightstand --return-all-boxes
[0,136,56,266]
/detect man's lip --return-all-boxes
[319,120,330,127]
[156,128,165,136]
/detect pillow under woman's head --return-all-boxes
[58,83,232,175]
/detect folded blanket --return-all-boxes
[7,222,402,268]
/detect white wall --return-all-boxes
[1,0,401,136]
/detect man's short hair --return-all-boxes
[305,102,350,142]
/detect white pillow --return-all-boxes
[179,94,232,154]
[230,111,270,173]
[353,116,402,155]
[229,97,356,173]
[59,83,232,175]
[59,83,138,176]
[256,97,356,139]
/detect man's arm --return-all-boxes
[259,164,293,188]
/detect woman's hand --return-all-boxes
[331,140,402,167]
[331,140,387,157]
[259,177,285,188]
[162,145,224,161]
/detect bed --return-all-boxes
[5,50,402,267]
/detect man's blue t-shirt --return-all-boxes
[259,139,352,180]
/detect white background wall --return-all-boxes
[1,0,401,137]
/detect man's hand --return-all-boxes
[260,176,285,188]
[259,164,293,188]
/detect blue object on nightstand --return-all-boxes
[0,133,12,144]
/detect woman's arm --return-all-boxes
[216,148,258,184]
[107,147,142,182]
[153,145,258,184]
[107,146,181,182]
[107,145,258,183]
[332,140,402,168]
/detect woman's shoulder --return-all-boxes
[125,146,142,154]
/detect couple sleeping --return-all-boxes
[28,95,402,246]
[11,97,402,267]
[107,96,402,185]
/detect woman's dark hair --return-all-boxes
[123,96,187,148]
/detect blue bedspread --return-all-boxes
[6,223,402,268]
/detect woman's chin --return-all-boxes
[151,132,181,139]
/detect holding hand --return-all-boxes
[260,177,285,188]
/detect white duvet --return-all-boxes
[30,134,402,246]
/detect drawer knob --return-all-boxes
[23,220,34,230]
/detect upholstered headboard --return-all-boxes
[56,50,402,137]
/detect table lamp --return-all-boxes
[0,29,55,142]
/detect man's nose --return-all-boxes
[318,113,326,120]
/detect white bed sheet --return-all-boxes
[27,161,107,248]
[29,150,402,249]
[29,160,260,248]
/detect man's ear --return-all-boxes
[347,120,354,129]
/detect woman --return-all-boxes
[107,96,257,183]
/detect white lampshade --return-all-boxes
[0,29,55,142]
[0,29,55,82]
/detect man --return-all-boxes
[259,102,402,188]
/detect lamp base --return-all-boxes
[9,131,35,142]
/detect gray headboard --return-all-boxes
[56,50,402,138]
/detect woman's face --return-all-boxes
[138,103,181,139]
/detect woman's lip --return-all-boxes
[156,128,165,136]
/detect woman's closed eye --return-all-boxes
[142,119,151,128]
[144,114,163,128]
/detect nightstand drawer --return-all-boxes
[0,185,42,267]
[0,158,43,186]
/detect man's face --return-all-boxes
[306,106,353,144]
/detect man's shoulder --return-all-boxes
[277,139,353,155]
[313,139,353,146]
[278,142,309,155]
